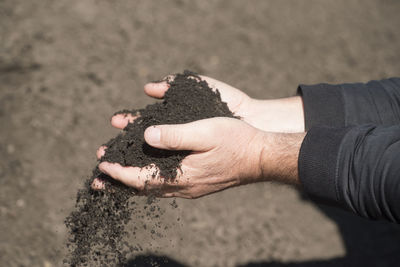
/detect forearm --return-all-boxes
[247,78,400,133]
[245,96,305,133]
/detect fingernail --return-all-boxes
[145,126,161,144]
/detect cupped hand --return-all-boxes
[109,74,255,130]
[107,74,305,133]
[92,117,266,198]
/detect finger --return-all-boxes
[111,113,138,129]
[98,162,160,190]
[144,119,218,151]
[96,146,106,160]
[144,74,175,98]
[91,178,106,190]
[198,75,249,113]
[197,75,234,91]
[198,75,220,91]
[144,81,170,99]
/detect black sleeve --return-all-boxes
[297,77,400,223]
[297,77,400,130]
[299,124,400,223]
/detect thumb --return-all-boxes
[144,122,213,151]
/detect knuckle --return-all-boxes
[164,129,182,149]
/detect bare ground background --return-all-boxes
[1,0,400,266]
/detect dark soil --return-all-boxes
[64,71,235,266]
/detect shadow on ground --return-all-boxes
[124,254,186,267]
[125,199,400,267]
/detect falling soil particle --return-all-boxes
[64,71,236,266]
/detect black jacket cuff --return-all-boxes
[298,126,351,206]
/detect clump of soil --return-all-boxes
[102,71,236,178]
[64,71,236,266]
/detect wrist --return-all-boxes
[245,97,305,133]
[258,132,306,185]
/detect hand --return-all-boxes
[93,117,266,198]
[108,74,254,129]
[91,74,306,197]
[108,74,305,133]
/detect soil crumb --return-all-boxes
[64,71,235,266]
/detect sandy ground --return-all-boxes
[1,0,400,266]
